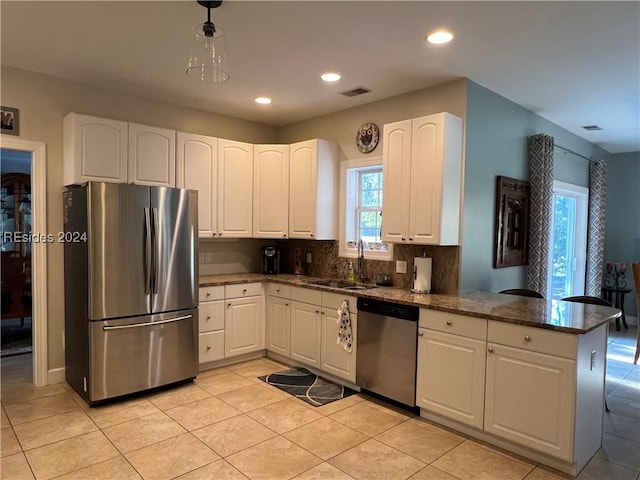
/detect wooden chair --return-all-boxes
[562,295,613,307]
[499,288,544,299]
[633,263,640,365]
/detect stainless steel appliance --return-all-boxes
[63,182,198,405]
[356,297,419,406]
[262,246,280,274]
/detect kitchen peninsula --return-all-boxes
[199,272,620,476]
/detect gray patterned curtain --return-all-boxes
[586,161,607,296]
[527,134,554,295]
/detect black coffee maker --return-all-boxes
[262,246,280,274]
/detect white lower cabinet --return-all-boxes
[290,301,322,367]
[484,342,576,461]
[266,295,291,358]
[416,328,486,429]
[225,295,263,358]
[320,310,357,384]
[198,286,225,365]
[199,331,225,363]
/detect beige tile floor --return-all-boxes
[1,327,638,480]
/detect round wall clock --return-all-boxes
[356,122,380,153]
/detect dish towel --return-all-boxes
[336,300,353,353]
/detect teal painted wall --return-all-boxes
[461,80,611,293]
[604,151,640,317]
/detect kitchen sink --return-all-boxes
[304,279,375,290]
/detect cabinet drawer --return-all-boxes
[420,310,487,341]
[199,331,224,364]
[199,286,224,302]
[322,292,357,313]
[266,283,291,298]
[488,321,577,359]
[199,301,224,333]
[292,286,322,305]
[225,282,262,299]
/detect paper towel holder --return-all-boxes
[411,256,432,294]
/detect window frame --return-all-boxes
[339,156,393,261]
[547,180,589,300]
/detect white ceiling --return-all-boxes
[1,1,639,153]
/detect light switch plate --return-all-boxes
[396,260,407,274]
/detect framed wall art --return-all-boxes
[494,176,530,268]
[0,106,19,136]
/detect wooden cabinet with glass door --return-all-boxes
[1,173,32,322]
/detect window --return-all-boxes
[339,157,392,260]
[548,181,588,300]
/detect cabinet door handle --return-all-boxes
[401,237,406,241]
[227,303,231,307]
[206,316,211,321]
[283,234,287,237]
[206,346,211,351]
[446,321,452,326]
[310,234,314,238]
[285,303,289,306]
[321,310,325,315]
[409,238,414,241]
[315,309,320,313]
[488,347,494,353]
[524,335,531,342]
[418,331,424,336]
[276,288,280,292]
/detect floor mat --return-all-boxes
[259,367,356,407]
[1,318,32,358]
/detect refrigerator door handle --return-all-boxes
[102,314,193,331]
[152,207,159,294]
[144,208,151,295]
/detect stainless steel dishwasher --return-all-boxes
[356,297,419,406]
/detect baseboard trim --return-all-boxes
[48,367,65,385]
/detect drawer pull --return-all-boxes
[243,288,247,293]
[206,346,211,351]
[206,316,211,321]
[285,303,289,306]
[488,347,494,353]
[276,288,280,292]
[446,321,452,326]
[418,331,424,336]
[227,303,231,307]
[315,309,320,314]
[524,335,531,342]
[206,292,211,297]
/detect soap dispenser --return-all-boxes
[347,261,355,282]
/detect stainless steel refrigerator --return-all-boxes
[63,182,198,405]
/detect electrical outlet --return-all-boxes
[396,260,407,274]
[306,252,312,263]
[205,252,213,263]
[198,253,205,264]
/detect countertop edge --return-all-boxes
[198,274,620,334]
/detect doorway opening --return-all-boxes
[0,137,48,386]
[548,181,589,300]
[1,149,33,359]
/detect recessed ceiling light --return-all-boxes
[426,31,453,45]
[254,97,272,105]
[321,72,341,82]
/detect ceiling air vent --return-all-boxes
[340,86,371,97]
[581,125,603,131]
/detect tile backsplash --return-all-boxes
[275,240,460,294]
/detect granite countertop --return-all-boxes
[199,273,621,334]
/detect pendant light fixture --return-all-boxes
[186,1,230,83]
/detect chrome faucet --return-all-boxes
[357,239,366,282]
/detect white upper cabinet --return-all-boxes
[63,113,128,186]
[176,132,218,237]
[218,139,254,238]
[253,145,290,239]
[289,139,338,240]
[382,112,463,245]
[128,123,176,187]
